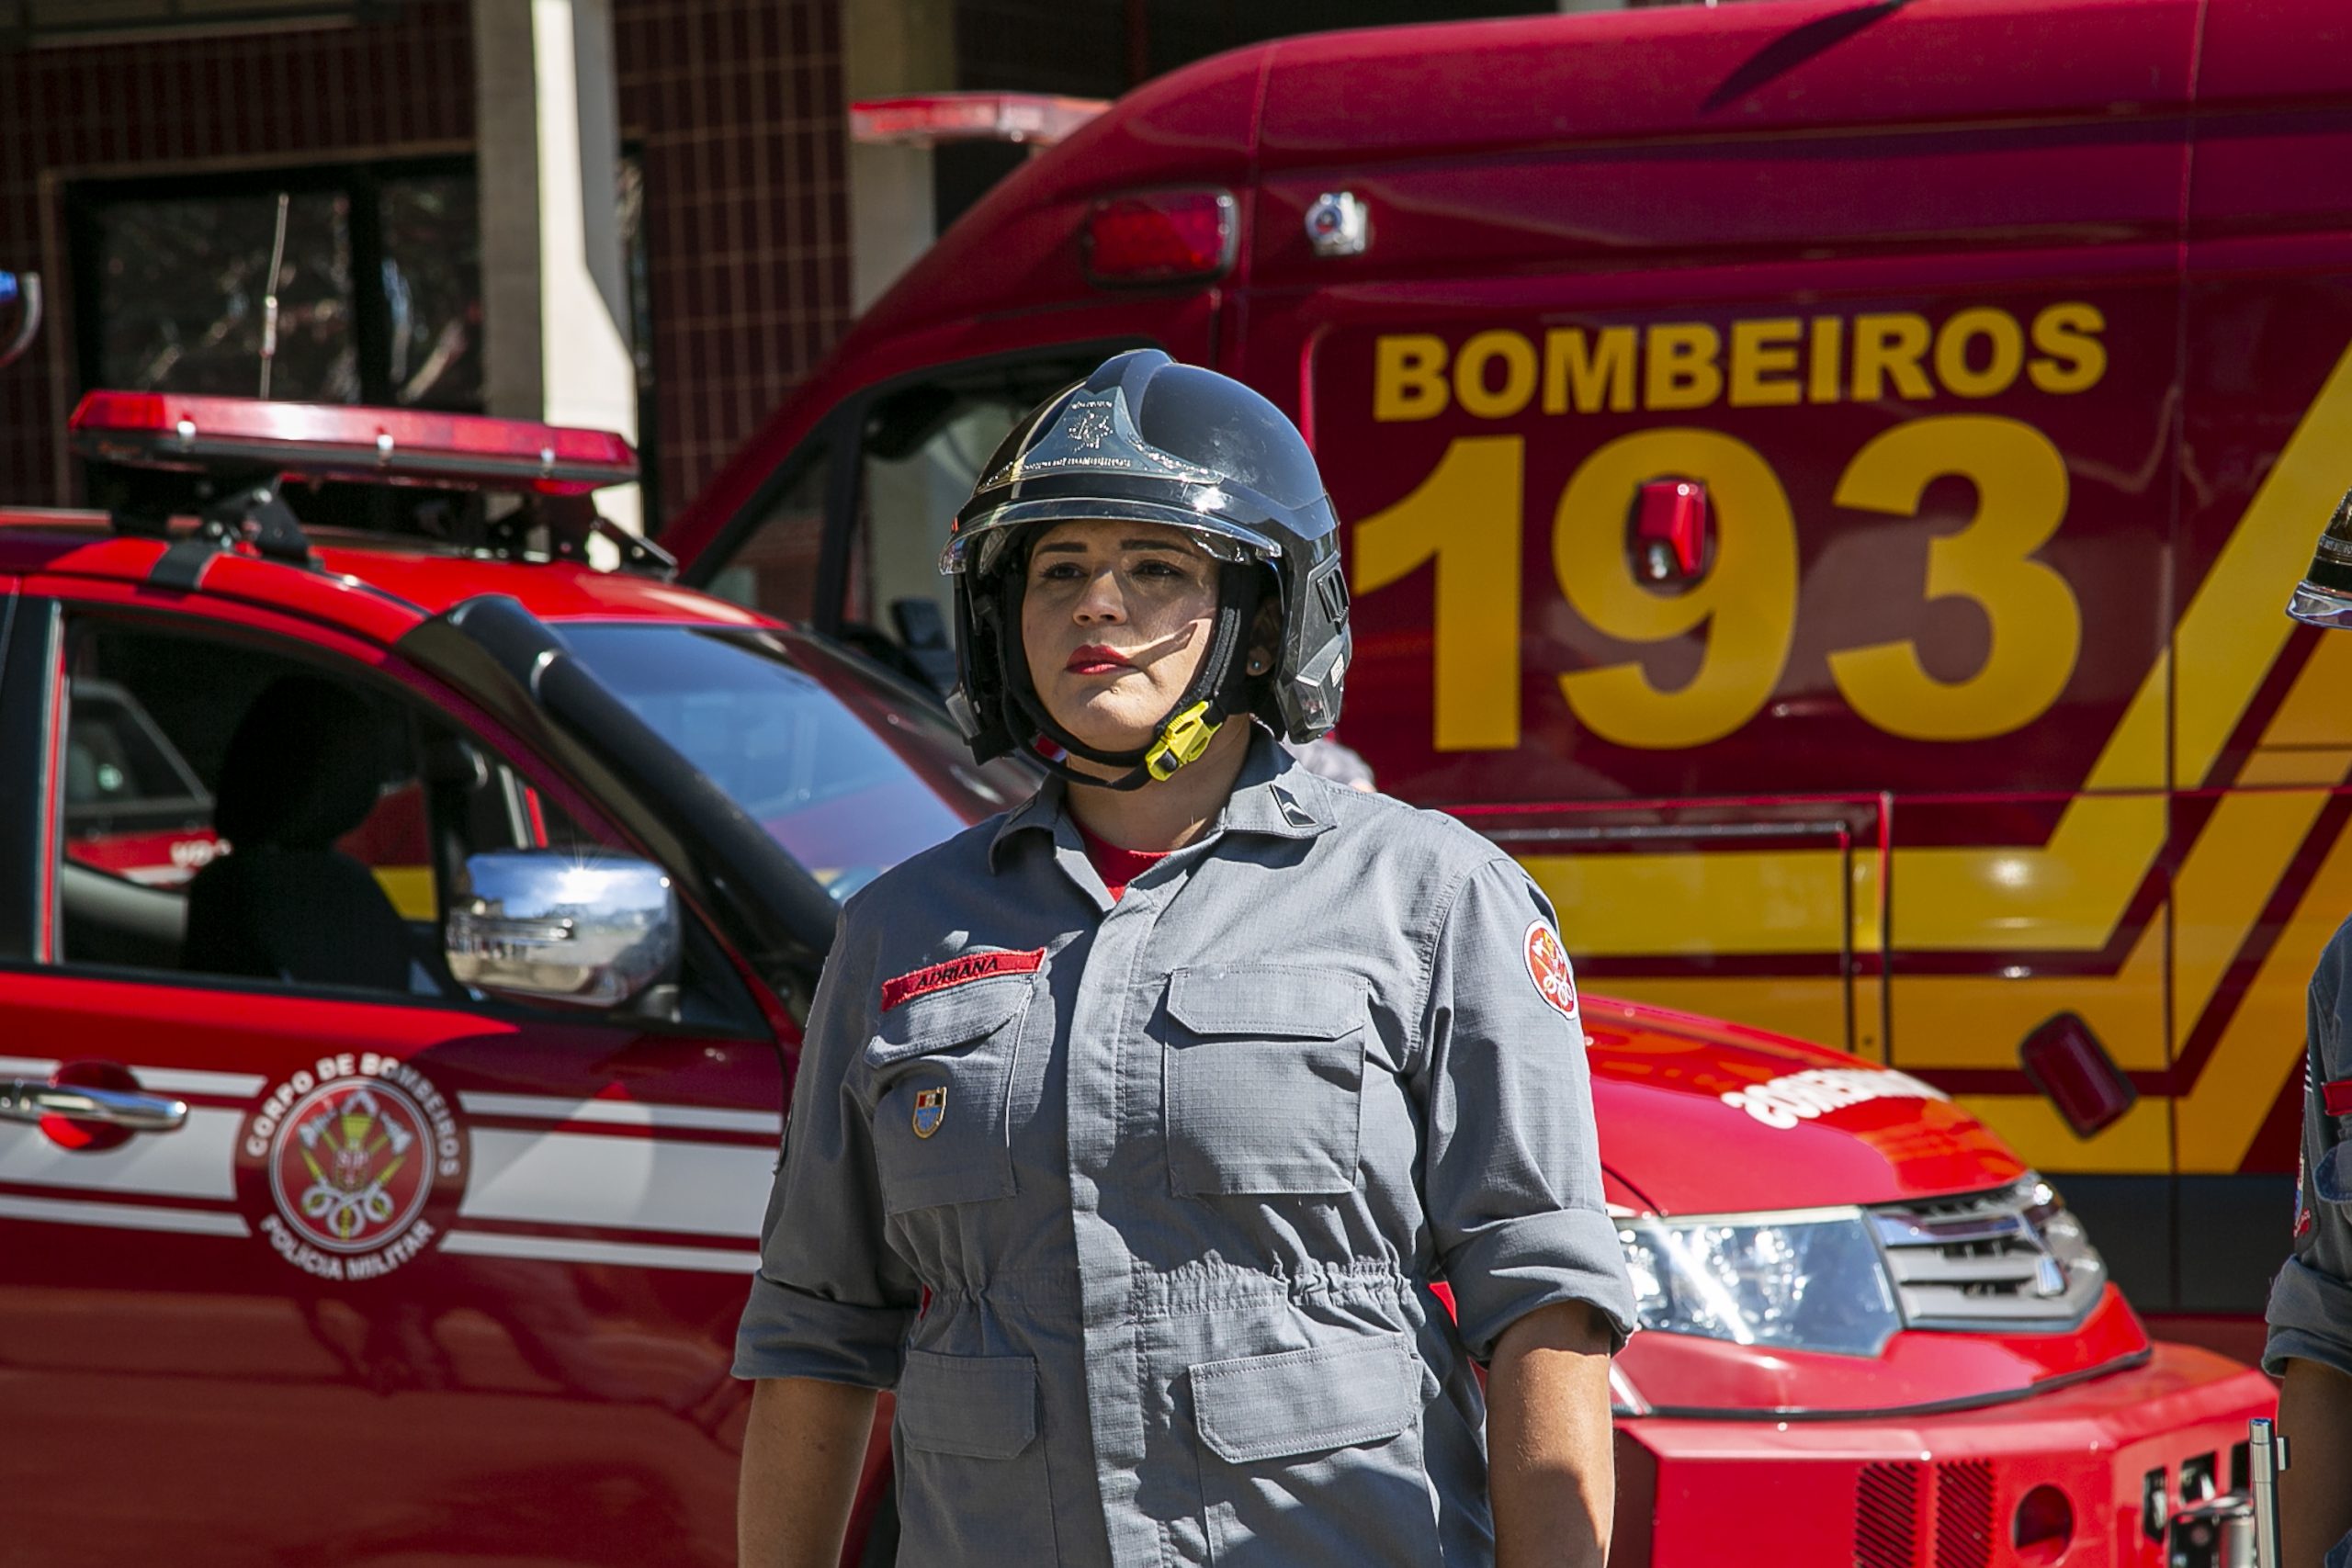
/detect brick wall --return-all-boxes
[617,0,850,521]
[0,0,852,526]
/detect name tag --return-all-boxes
[881,948,1045,1011]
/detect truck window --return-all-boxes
[842,355,1103,682]
[704,440,829,625]
[54,623,442,986]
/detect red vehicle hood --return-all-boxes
[1584,996,2025,1216]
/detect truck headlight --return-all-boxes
[1617,1208,1901,1357]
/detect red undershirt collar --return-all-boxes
[1075,822,1173,902]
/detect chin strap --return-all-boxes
[1002,559,1261,792]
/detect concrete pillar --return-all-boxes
[474,0,641,536]
[844,0,955,311]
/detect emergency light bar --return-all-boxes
[68,391,638,496]
[850,93,1106,147]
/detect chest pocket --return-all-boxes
[1163,964,1367,1197]
[864,976,1031,1215]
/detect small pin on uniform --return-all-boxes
[911,1086,948,1139]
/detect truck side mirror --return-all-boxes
[446,851,680,1010]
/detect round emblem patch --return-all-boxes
[1523,919,1578,1022]
[242,1055,463,1282]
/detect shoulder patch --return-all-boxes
[881,948,1045,1011]
[1523,919,1578,1022]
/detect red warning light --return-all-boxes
[1083,190,1238,287]
[69,392,638,496]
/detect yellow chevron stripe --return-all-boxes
[1890,920,2165,1072]
[2173,789,2334,1050]
[1524,850,1877,957]
[2176,808,2352,1172]
[1583,629,2352,1085]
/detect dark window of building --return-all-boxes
[68,153,658,513]
[70,159,483,411]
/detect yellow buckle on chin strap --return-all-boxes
[1144,702,1220,782]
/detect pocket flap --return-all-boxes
[869,975,1032,1064]
[1191,1335,1419,1464]
[897,1350,1040,1459]
[1166,965,1366,1040]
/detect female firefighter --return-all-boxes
[732,350,1636,1568]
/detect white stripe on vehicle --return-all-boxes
[131,1067,267,1098]
[0,1057,264,1100]
[0,1109,242,1200]
[0,1193,249,1236]
[458,1129,770,1238]
[458,1090,782,1136]
[439,1229,759,1272]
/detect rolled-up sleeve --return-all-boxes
[2264,918,2352,1382]
[734,906,919,1388]
[1413,856,1638,1361]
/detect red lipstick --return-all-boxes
[1067,644,1132,675]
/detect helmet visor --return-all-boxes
[940,496,1283,579]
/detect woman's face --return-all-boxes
[1021,519,1222,757]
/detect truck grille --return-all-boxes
[1869,1178,2108,1330]
[1933,1461,1996,1568]
[1855,1462,1921,1568]
[1854,1461,1998,1568]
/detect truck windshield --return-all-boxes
[560,622,1036,901]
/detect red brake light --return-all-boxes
[68,391,638,496]
[1083,190,1237,287]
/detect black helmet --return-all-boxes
[2289,490,2352,628]
[940,349,1350,789]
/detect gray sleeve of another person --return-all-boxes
[2264,916,2352,1383]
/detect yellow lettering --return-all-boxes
[1352,435,1525,750]
[1544,326,1637,414]
[1852,313,1936,401]
[1827,415,2080,740]
[1935,308,2026,400]
[1645,322,1723,412]
[2028,302,2107,395]
[1453,330,1539,420]
[1374,334,1451,422]
[1809,317,1844,403]
[1729,318,1803,407]
[1555,428,1798,748]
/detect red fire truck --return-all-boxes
[665,0,2352,1339]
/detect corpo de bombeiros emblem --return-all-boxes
[243,1054,463,1281]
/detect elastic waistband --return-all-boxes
[921,1260,1419,1322]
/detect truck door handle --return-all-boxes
[0,1080,188,1133]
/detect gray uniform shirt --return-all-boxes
[2264,917,2352,1568]
[735,733,1637,1567]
